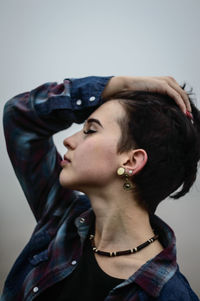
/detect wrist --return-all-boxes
[101,76,126,99]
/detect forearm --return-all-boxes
[101,76,191,114]
[3,76,113,221]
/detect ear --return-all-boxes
[122,149,148,175]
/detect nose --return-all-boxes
[63,131,80,150]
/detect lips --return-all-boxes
[60,156,71,168]
[64,155,71,162]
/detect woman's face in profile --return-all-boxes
[59,100,126,193]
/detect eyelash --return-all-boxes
[83,129,97,135]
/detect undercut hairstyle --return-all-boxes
[106,90,200,213]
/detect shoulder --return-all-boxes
[159,267,199,300]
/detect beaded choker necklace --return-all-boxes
[89,234,159,257]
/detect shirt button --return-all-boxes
[71,260,77,265]
[33,287,39,293]
[89,96,96,102]
[76,99,82,106]
[80,217,85,223]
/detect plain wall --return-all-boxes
[0,0,199,296]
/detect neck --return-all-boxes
[86,187,154,252]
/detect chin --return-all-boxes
[59,173,69,188]
[59,174,79,190]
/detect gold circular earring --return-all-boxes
[117,167,125,176]
[117,167,133,191]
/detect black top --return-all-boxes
[36,235,124,301]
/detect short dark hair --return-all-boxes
[107,90,200,213]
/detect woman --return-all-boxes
[2,75,199,300]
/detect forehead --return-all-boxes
[89,100,125,126]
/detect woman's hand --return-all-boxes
[101,76,191,114]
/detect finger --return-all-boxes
[161,82,187,113]
[163,77,191,112]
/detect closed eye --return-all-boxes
[83,129,97,135]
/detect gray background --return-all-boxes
[0,0,199,297]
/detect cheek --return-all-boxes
[59,137,120,189]
[75,138,118,174]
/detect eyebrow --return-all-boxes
[85,118,104,128]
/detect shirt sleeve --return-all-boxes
[3,76,114,222]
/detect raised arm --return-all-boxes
[102,76,191,114]
[3,75,188,223]
[3,76,113,222]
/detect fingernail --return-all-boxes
[186,110,194,121]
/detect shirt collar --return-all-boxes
[76,208,177,298]
[75,207,94,243]
[128,214,178,297]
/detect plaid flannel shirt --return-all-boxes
[1,76,199,300]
